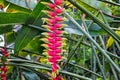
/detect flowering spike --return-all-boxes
[41,0,66,79]
[55,8,63,14]
[42,10,56,17]
[0,48,8,80]
[54,0,63,5]
[41,2,56,9]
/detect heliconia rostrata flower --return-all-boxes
[0,48,8,80]
[41,0,65,80]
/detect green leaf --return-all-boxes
[68,0,120,43]
[106,30,120,48]
[0,12,29,25]
[64,20,106,36]
[76,0,97,12]
[23,71,40,80]
[25,36,44,53]
[0,0,31,13]
[6,32,16,45]
[15,26,39,55]
[0,25,13,34]
[80,0,111,13]
[14,0,48,55]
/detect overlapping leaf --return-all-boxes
[14,0,49,55]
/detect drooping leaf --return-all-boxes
[23,71,40,80]
[0,12,29,25]
[14,26,38,55]
[64,20,106,36]
[14,0,49,55]
[25,36,44,53]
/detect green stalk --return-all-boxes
[110,64,119,80]
[106,51,120,59]
[64,11,120,73]
[99,11,119,80]
[68,0,120,43]
[115,41,120,52]
[0,62,92,80]
[62,36,85,68]
[69,62,103,78]
[81,18,97,79]
[66,36,91,47]
[99,11,109,26]
[8,59,49,67]
[99,36,106,76]
[9,58,102,78]
[91,43,107,80]
[93,37,97,80]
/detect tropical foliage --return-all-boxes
[0,0,120,80]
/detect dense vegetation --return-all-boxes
[0,0,120,80]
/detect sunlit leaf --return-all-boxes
[106,30,120,48]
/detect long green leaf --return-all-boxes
[23,71,40,80]
[14,0,48,55]
[0,13,29,25]
[64,20,106,36]
[0,25,13,34]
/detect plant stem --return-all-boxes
[62,36,85,68]
[91,43,107,80]
[69,62,103,78]
[0,62,92,80]
[64,11,120,73]
[68,0,120,43]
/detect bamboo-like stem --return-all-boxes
[99,11,109,26]
[115,41,120,52]
[64,11,120,73]
[68,0,120,43]
[69,62,103,78]
[106,51,120,59]
[110,64,119,80]
[99,11,119,80]
[62,11,100,69]
[8,58,49,68]
[99,36,106,76]
[91,43,107,80]
[62,36,85,68]
[81,17,98,80]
